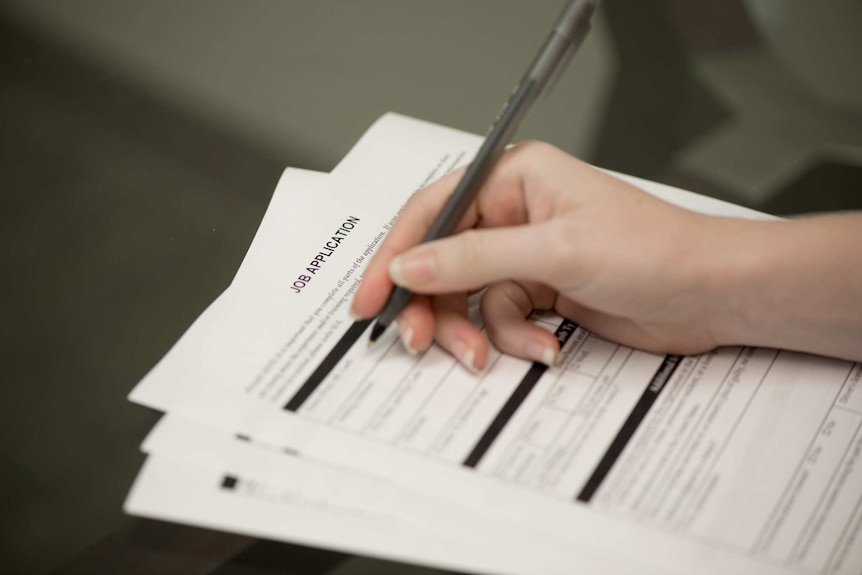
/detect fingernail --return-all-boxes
[399,322,417,355]
[451,339,479,372]
[389,251,435,287]
[526,341,557,366]
[349,307,366,321]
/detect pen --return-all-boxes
[369,0,600,343]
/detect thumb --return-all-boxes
[388,222,565,294]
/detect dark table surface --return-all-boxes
[2,2,859,574]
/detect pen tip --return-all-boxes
[368,322,387,344]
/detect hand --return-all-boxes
[352,141,862,367]
[351,141,726,370]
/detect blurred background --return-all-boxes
[1,1,860,573]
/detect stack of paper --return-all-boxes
[125,114,862,575]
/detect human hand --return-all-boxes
[351,141,730,370]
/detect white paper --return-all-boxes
[129,114,862,575]
[130,416,651,575]
[128,167,653,574]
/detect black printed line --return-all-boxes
[284,319,372,412]
[462,319,579,468]
[576,354,682,503]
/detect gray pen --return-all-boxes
[369,0,600,343]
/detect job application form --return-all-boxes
[130,114,862,575]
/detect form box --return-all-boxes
[836,363,862,413]
[519,405,571,447]
[565,335,617,377]
[544,372,594,412]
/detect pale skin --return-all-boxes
[351,141,862,369]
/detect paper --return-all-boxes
[128,167,652,575]
[130,416,645,575]
[128,114,862,575]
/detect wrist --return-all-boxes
[691,215,768,350]
[695,213,862,361]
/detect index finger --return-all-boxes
[352,166,475,318]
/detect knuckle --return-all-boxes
[509,140,559,164]
[403,188,435,218]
